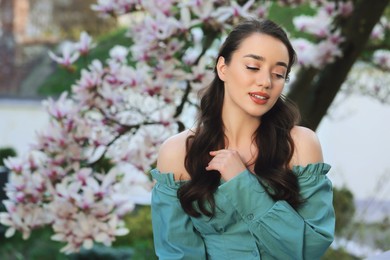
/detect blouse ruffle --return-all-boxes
[151,162,331,187]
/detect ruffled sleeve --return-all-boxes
[150,169,206,260]
[293,163,335,258]
[217,163,335,260]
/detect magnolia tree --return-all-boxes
[1,0,389,254]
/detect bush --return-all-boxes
[69,245,134,260]
[113,205,156,260]
[0,227,67,260]
[322,248,361,260]
[0,147,17,167]
[333,187,356,235]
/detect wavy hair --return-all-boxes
[178,19,302,217]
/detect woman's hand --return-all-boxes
[206,149,247,181]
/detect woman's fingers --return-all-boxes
[206,149,246,181]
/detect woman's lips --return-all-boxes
[249,92,269,105]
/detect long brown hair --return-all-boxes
[178,19,302,217]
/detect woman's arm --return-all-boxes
[151,131,206,260]
[212,126,335,259]
[151,176,207,259]
[217,164,334,259]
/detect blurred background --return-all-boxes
[0,0,389,259]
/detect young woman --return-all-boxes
[150,19,335,259]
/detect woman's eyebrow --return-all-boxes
[243,54,265,61]
[243,54,288,68]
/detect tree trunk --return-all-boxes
[287,0,390,130]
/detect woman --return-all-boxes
[151,19,335,260]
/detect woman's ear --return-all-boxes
[216,56,226,81]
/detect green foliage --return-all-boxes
[69,245,134,260]
[333,186,356,235]
[113,205,156,260]
[0,227,67,260]
[374,217,390,250]
[0,147,17,167]
[0,213,150,259]
[322,248,361,260]
[38,27,130,97]
[268,2,316,39]
[345,220,390,252]
[90,156,115,173]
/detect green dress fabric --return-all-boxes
[150,163,335,260]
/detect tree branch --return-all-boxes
[365,43,390,52]
[288,0,390,130]
[174,28,217,119]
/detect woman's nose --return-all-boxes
[255,71,271,89]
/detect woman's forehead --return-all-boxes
[235,33,289,63]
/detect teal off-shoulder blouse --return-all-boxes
[150,163,335,260]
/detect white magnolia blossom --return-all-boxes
[1,0,389,254]
[293,11,332,38]
[370,23,386,41]
[321,0,354,18]
[291,38,316,66]
[342,61,390,103]
[291,1,351,69]
[141,0,178,16]
[372,50,390,71]
[76,31,97,55]
[212,0,256,23]
[48,42,80,70]
[109,45,129,63]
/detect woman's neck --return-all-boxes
[221,106,260,149]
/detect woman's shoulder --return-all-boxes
[156,129,194,180]
[289,126,324,167]
[159,129,195,152]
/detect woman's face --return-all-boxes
[217,33,289,119]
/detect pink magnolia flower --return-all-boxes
[109,45,129,64]
[254,3,270,18]
[187,0,218,24]
[370,23,385,41]
[179,6,200,30]
[114,65,147,88]
[43,92,75,120]
[212,0,255,23]
[291,38,317,67]
[75,31,96,56]
[0,203,48,239]
[293,10,331,38]
[373,50,390,70]
[337,1,353,17]
[322,0,353,17]
[188,55,214,91]
[141,0,177,16]
[48,42,80,70]
[3,156,24,174]
[71,62,105,108]
[315,38,343,67]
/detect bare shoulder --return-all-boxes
[156,129,194,181]
[290,126,324,167]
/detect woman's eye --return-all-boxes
[246,66,259,71]
[273,73,285,79]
